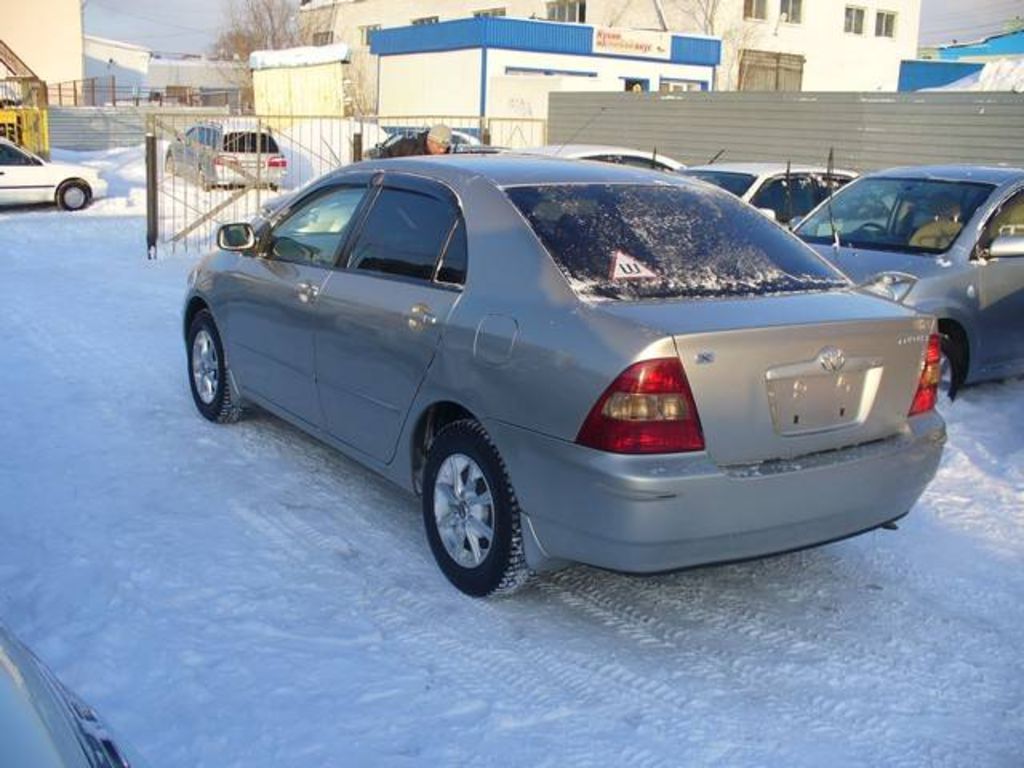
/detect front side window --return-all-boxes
[744,0,767,20]
[875,11,896,37]
[796,178,995,254]
[681,170,758,197]
[505,183,845,301]
[979,189,1024,252]
[546,1,586,23]
[349,188,458,281]
[268,185,367,267]
[0,143,35,166]
[780,0,802,24]
[845,6,865,34]
[750,174,818,223]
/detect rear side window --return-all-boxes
[437,219,467,285]
[750,175,818,223]
[349,188,457,281]
[222,131,280,154]
[505,183,846,301]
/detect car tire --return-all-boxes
[55,180,91,211]
[187,309,242,424]
[422,420,531,597]
[940,331,967,401]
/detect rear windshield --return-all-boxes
[505,183,846,301]
[222,131,280,154]
[680,170,758,197]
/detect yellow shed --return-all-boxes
[250,44,351,116]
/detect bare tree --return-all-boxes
[211,0,302,63]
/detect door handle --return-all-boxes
[407,303,437,331]
[296,281,320,304]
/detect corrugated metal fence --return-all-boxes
[48,106,230,151]
[548,91,1024,171]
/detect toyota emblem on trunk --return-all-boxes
[817,346,846,373]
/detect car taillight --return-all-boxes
[267,156,287,168]
[576,358,705,454]
[909,334,942,416]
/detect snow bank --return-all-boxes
[928,58,1024,92]
[249,44,351,71]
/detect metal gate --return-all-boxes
[145,112,547,254]
[0,107,49,157]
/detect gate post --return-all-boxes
[146,128,158,260]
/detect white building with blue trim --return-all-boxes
[370,17,720,121]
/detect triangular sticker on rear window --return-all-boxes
[609,250,658,280]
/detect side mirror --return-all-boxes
[989,234,1024,259]
[756,207,779,221]
[217,222,256,252]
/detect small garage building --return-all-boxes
[369,17,721,121]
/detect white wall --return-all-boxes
[377,49,482,115]
[84,37,151,90]
[4,0,83,83]
[302,0,921,92]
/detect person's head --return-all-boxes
[426,124,452,155]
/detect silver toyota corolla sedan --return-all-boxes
[183,156,946,597]
[794,165,1024,396]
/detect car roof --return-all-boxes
[345,153,690,188]
[684,162,857,176]
[523,144,670,159]
[860,164,1024,185]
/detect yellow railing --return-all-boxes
[0,107,49,157]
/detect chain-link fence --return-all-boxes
[146,112,547,254]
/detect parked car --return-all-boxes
[184,156,945,597]
[680,163,856,225]
[0,138,107,211]
[519,144,684,172]
[0,624,145,768]
[364,128,482,159]
[794,165,1024,396]
[165,121,287,191]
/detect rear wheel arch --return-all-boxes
[410,400,479,494]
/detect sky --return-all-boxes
[82,0,1023,55]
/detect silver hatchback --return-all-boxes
[183,156,945,596]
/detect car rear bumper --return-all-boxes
[213,166,285,187]
[485,411,945,573]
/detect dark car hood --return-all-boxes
[806,243,952,284]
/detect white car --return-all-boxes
[517,144,685,173]
[680,162,857,225]
[0,138,107,211]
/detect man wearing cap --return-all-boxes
[379,124,453,157]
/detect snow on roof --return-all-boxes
[249,43,351,71]
[927,59,1024,92]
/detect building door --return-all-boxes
[738,50,805,91]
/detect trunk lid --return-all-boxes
[595,290,934,465]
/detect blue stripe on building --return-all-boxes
[370,17,721,68]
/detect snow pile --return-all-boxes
[930,58,1024,92]
[0,156,1022,766]
[249,44,351,71]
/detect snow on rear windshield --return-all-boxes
[505,184,847,301]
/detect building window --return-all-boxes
[473,7,506,17]
[412,16,439,25]
[744,0,767,20]
[875,11,896,37]
[360,24,380,46]
[844,6,865,34]
[546,1,586,23]
[311,31,334,46]
[780,0,801,24]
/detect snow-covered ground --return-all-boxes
[0,151,1022,768]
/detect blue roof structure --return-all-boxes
[370,17,721,68]
[898,59,984,91]
[937,28,1024,60]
